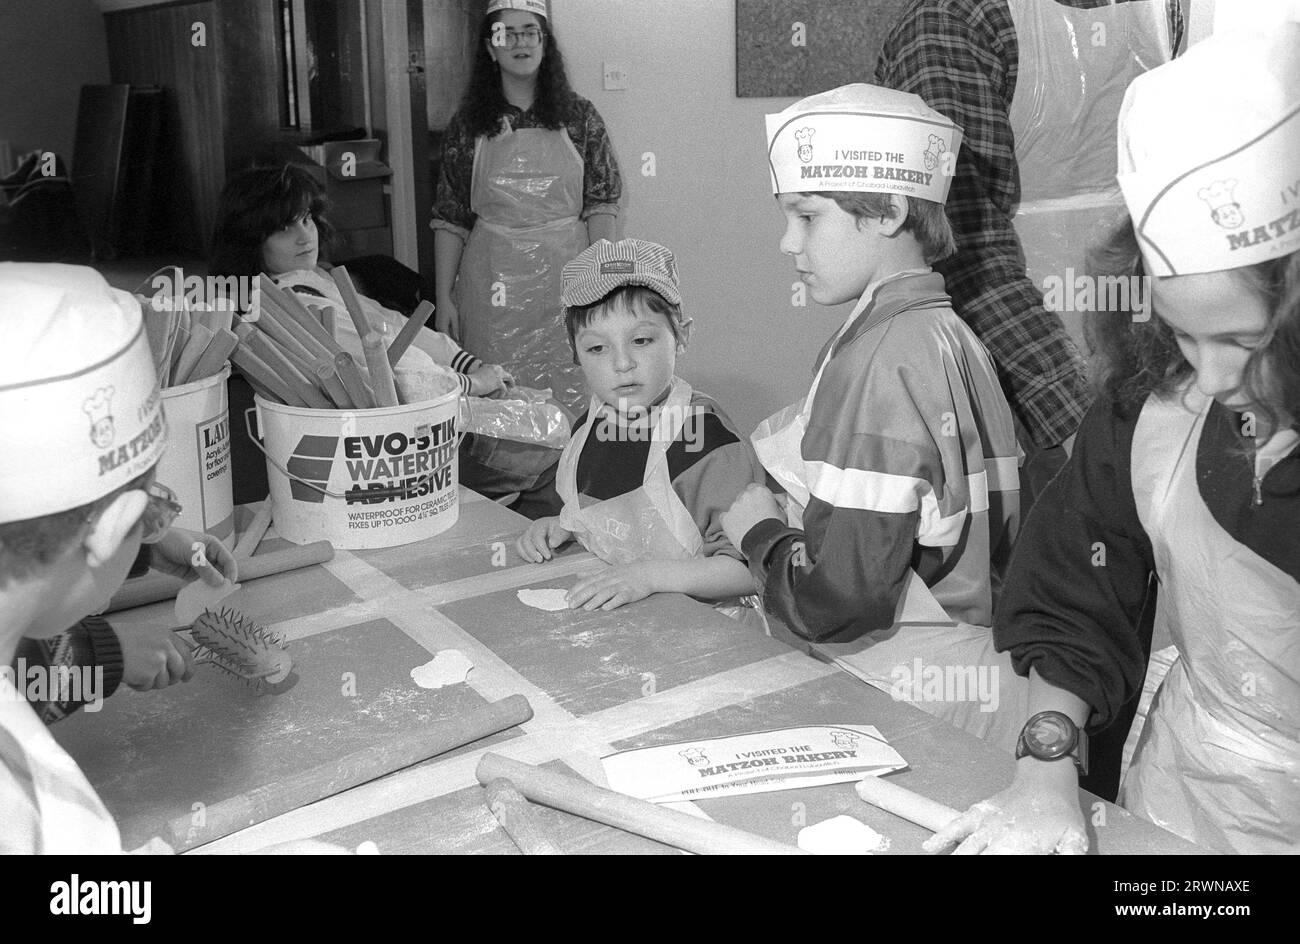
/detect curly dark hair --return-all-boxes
[209,164,335,280]
[1086,215,1300,437]
[457,10,576,139]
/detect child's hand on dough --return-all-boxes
[516,517,572,563]
[922,762,1088,855]
[566,563,661,611]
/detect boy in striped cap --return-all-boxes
[721,84,1028,750]
[516,238,766,623]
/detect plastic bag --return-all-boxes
[394,362,461,403]
[1008,0,1174,202]
[463,384,570,449]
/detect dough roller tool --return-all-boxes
[179,606,296,696]
[170,563,295,694]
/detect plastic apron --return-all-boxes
[749,285,1028,754]
[1007,0,1171,201]
[456,120,589,415]
[1121,387,1300,854]
[558,379,701,564]
[0,677,121,853]
[558,379,764,626]
[1006,0,1173,310]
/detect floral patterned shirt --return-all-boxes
[431,94,622,238]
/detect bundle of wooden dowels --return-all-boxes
[230,266,435,411]
[140,273,241,389]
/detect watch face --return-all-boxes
[1025,713,1077,759]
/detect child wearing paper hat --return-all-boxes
[0,263,246,853]
[516,239,767,622]
[931,26,1299,856]
[720,83,1028,751]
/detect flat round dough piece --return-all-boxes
[797,815,888,855]
[175,578,240,625]
[517,588,570,611]
[410,649,474,689]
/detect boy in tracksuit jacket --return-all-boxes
[721,84,1026,750]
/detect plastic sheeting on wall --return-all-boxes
[1008,0,1178,351]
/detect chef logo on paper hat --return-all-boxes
[1117,25,1300,277]
[765,83,962,203]
[794,128,815,163]
[923,134,947,172]
[82,387,117,449]
[486,0,549,18]
[1197,179,1245,231]
[0,263,166,525]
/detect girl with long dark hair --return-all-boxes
[210,164,574,518]
[210,163,509,398]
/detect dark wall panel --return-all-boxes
[736,0,910,98]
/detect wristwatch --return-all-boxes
[1015,710,1089,775]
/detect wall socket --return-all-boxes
[603,60,629,90]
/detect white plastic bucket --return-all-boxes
[159,365,234,541]
[247,389,461,549]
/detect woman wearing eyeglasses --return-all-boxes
[432,0,622,418]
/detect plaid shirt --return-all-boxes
[874,0,1184,448]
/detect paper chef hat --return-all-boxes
[0,264,166,524]
[1117,24,1300,276]
[486,0,549,18]
[765,83,962,202]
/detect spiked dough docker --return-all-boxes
[185,606,295,695]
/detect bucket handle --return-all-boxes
[242,397,472,502]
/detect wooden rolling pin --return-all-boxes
[363,332,399,407]
[171,324,214,387]
[475,754,807,855]
[854,776,962,832]
[334,351,376,409]
[483,778,566,855]
[313,357,354,409]
[179,328,239,386]
[386,299,435,367]
[232,502,274,560]
[331,266,373,338]
[158,695,534,851]
[106,541,334,613]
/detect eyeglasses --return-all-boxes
[493,26,544,49]
[139,482,182,544]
